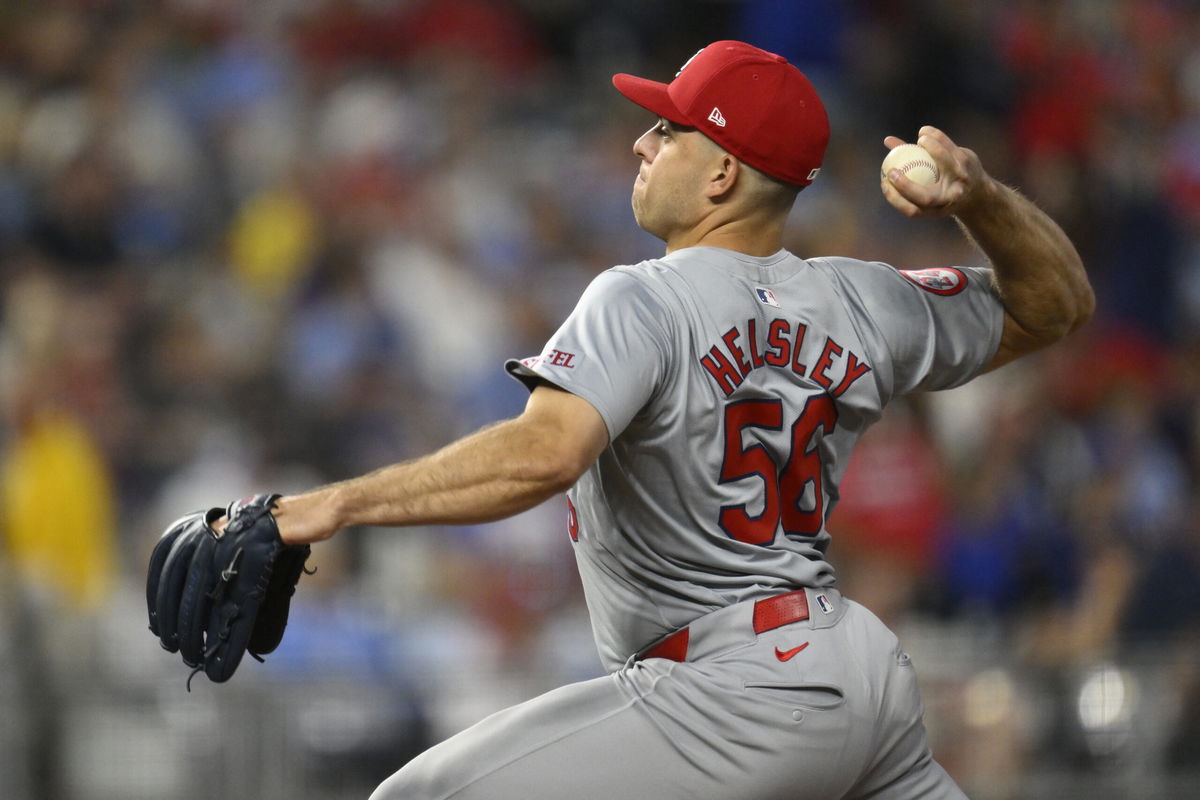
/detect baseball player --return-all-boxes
[225,41,1092,798]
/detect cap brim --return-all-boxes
[612,73,688,124]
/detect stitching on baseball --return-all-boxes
[901,159,937,174]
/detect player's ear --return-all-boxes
[705,152,740,200]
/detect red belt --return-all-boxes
[636,590,811,663]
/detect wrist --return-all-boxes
[954,173,1005,224]
[274,486,346,543]
[323,484,353,530]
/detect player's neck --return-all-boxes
[665,217,785,257]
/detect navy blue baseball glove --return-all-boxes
[146,494,312,686]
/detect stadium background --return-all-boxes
[0,0,1197,798]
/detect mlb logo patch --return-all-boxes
[755,287,780,307]
[816,593,834,614]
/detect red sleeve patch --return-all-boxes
[899,267,968,296]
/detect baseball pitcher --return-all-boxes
[151,40,1092,799]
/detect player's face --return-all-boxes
[631,118,709,242]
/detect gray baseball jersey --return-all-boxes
[506,246,1002,670]
[374,246,1001,800]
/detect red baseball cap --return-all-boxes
[613,41,830,187]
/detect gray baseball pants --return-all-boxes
[371,589,968,800]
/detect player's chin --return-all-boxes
[632,191,669,236]
[630,203,657,237]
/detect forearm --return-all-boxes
[269,385,609,544]
[956,177,1094,344]
[882,128,1094,365]
[335,421,577,527]
[280,418,580,539]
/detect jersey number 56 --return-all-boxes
[717,396,838,545]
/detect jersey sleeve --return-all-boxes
[816,258,1005,396]
[505,267,672,440]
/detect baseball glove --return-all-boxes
[146,493,312,686]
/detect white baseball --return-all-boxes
[881,143,939,186]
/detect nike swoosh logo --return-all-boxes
[775,642,810,662]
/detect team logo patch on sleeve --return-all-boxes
[899,267,968,296]
[522,348,577,369]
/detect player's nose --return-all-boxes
[633,127,657,161]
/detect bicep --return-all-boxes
[520,383,609,481]
[833,260,1005,393]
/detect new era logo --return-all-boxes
[708,107,726,127]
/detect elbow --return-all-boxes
[1042,282,1095,345]
[524,457,585,498]
[1063,245,1095,334]
[1070,279,1096,334]
[542,467,583,496]
[998,269,1096,364]
[539,442,594,494]
[520,428,595,495]
[1043,254,1095,340]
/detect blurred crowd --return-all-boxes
[1,0,1198,798]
